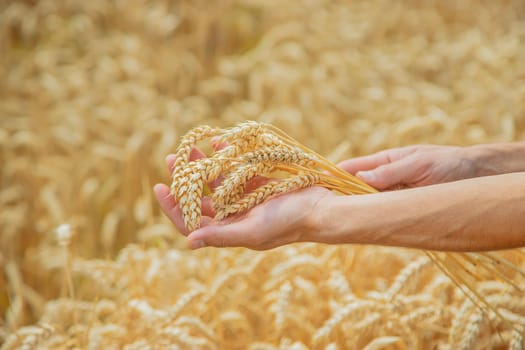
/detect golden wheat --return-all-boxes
[170,121,373,230]
[218,173,321,220]
[458,310,484,350]
[3,0,525,348]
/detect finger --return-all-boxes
[200,216,213,227]
[166,147,206,174]
[153,183,189,235]
[186,220,259,249]
[207,140,229,190]
[166,154,176,174]
[209,176,224,191]
[337,152,393,175]
[337,147,416,175]
[189,147,206,161]
[167,147,206,172]
[201,196,215,217]
[245,176,271,193]
[356,157,414,190]
[210,137,229,151]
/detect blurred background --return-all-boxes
[1,0,525,348]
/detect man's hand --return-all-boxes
[337,145,479,190]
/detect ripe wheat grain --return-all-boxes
[217,173,320,220]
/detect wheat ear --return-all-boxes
[216,173,320,220]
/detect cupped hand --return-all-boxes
[338,145,478,190]
[154,146,335,249]
[183,186,333,250]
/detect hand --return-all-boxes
[154,148,335,250]
[337,145,479,190]
[184,186,333,250]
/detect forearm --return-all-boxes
[468,141,525,176]
[317,172,525,251]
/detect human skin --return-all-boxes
[154,142,525,251]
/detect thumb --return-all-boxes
[356,158,413,190]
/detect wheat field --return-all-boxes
[1,0,525,349]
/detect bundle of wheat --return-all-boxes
[170,121,375,231]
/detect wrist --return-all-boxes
[466,142,525,176]
[309,194,368,245]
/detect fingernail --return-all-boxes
[190,240,206,249]
[357,171,375,182]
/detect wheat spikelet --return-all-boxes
[122,340,152,350]
[217,173,320,220]
[161,326,215,349]
[1,324,55,350]
[351,312,381,337]
[423,275,454,303]
[88,324,126,350]
[177,170,205,232]
[391,294,436,312]
[385,256,432,301]
[213,145,317,213]
[457,310,483,350]
[485,294,525,319]
[202,268,252,306]
[248,343,279,350]
[363,337,406,350]
[269,254,325,279]
[239,145,317,166]
[212,162,275,213]
[449,299,475,345]
[511,326,524,350]
[174,316,217,342]
[167,290,205,320]
[170,126,219,231]
[312,300,391,345]
[213,128,284,160]
[171,126,221,170]
[128,299,168,320]
[400,306,439,326]
[383,314,418,349]
[273,281,292,332]
[327,270,353,299]
[215,120,267,145]
[176,157,231,231]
